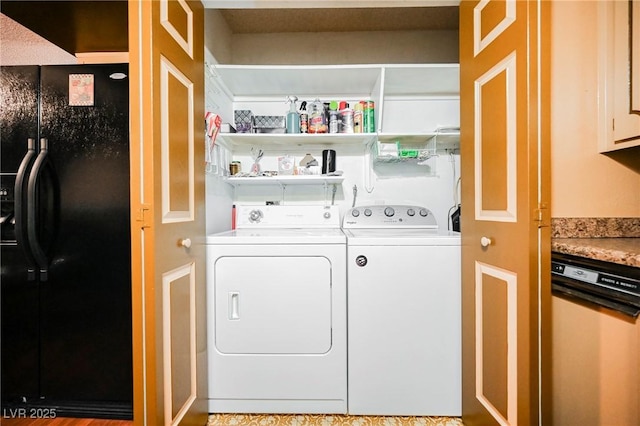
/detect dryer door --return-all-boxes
[214,256,332,354]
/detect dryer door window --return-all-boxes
[214,256,332,354]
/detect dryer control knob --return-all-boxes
[351,209,360,217]
[324,211,331,219]
[364,208,372,217]
[249,209,263,223]
[419,208,429,217]
[407,208,415,216]
[384,207,395,217]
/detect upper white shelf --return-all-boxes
[383,65,460,97]
[210,64,460,99]
[378,129,460,148]
[213,65,381,98]
[218,130,459,149]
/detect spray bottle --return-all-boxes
[299,101,308,133]
[286,96,300,134]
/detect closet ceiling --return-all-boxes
[218,7,459,34]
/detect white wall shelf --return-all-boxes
[213,64,384,99]
[377,129,460,150]
[209,63,460,138]
[218,132,377,148]
[219,131,459,150]
[211,64,460,100]
[208,63,460,186]
[225,175,344,187]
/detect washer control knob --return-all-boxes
[419,208,429,217]
[249,209,263,223]
[351,209,360,217]
[384,207,395,217]
[324,211,331,219]
[407,208,415,217]
[364,208,372,217]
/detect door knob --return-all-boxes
[480,236,492,247]
[180,238,192,248]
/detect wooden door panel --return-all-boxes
[474,0,516,56]
[461,1,551,425]
[161,0,194,59]
[163,264,197,422]
[129,0,206,425]
[475,54,516,220]
[161,59,194,220]
[475,263,518,425]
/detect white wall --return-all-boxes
[204,9,232,65]
[550,1,640,218]
[229,30,459,65]
[223,145,460,229]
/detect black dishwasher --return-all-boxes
[551,252,640,317]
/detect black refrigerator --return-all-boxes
[1,64,133,419]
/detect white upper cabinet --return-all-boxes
[599,0,640,152]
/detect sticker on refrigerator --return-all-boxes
[69,74,94,106]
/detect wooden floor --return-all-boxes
[0,418,132,426]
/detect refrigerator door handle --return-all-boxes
[15,138,38,281]
[27,138,55,282]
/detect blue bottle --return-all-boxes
[286,96,300,134]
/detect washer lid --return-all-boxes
[343,228,461,246]
[207,227,346,245]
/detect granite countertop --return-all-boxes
[551,218,640,268]
[552,238,640,268]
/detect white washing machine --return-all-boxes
[206,205,347,414]
[342,205,461,416]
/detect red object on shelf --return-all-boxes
[231,205,236,230]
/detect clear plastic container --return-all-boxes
[308,98,327,134]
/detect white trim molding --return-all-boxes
[474,52,517,223]
[475,261,518,426]
[160,56,195,224]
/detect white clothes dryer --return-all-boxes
[206,205,347,414]
[342,205,461,416]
